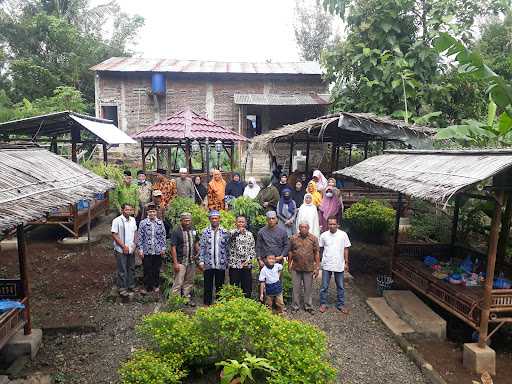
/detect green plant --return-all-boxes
[165,294,188,312]
[217,284,245,303]
[216,353,276,384]
[281,260,293,304]
[230,196,263,223]
[344,199,395,241]
[166,197,197,229]
[119,350,187,384]
[220,210,236,230]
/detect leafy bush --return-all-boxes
[165,294,188,312]
[344,199,395,241]
[133,298,337,383]
[281,260,293,304]
[166,197,197,229]
[119,350,187,384]
[230,197,263,223]
[217,353,276,384]
[217,284,245,303]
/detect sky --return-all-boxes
[99,0,340,62]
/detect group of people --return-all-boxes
[110,166,351,314]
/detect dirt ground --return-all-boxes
[350,240,512,384]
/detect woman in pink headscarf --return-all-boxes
[312,170,328,192]
[319,186,343,232]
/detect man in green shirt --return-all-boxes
[114,170,140,216]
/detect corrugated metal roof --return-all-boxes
[335,149,512,204]
[233,93,330,105]
[0,112,136,145]
[91,57,323,75]
[132,109,248,142]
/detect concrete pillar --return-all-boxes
[94,73,101,118]
[206,82,215,120]
[463,343,496,376]
[120,77,128,132]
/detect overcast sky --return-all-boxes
[104,0,339,62]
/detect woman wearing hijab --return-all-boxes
[193,175,207,206]
[276,187,297,237]
[225,173,245,199]
[319,186,343,232]
[306,181,323,207]
[312,170,328,192]
[207,169,226,211]
[328,177,344,213]
[291,180,305,209]
[243,177,261,199]
[295,193,320,238]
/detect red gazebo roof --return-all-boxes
[132,109,248,142]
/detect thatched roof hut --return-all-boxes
[0,145,114,232]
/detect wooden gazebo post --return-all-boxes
[478,190,504,347]
[140,140,146,171]
[16,225,31,335]
[288,137,294,174]
[102,143,108,165]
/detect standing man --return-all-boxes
[135,170,152,223]
[111,203,138,298]
[153,169,177,208]
[228,216,256,298]
[146,190,166,220]
[319,216,351,314]
[276,173,290,195]
[175,168,195,199]
[256,211,288,267]
[113,170,139,216]
[199,210,231,305]
[170,212,199,305]
[137,204,166,294]
[288,222,320,313]
[256,181,280,213]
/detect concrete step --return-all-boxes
[367,297,415,336]
[384,290,446,339]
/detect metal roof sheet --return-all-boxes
[233,93,330,106]
[335,149,512,204]
[132,109,248,142]
[91,57,323,75]
[0,112,136,145]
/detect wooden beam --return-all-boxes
[392,192,403,272]
[478,191,504,347]
[205,138,210,183]
[156,147,161,170]
[497,192,512,270]
[102,143,108,165]
[185,141,191,172]
[305,138,311,175]
[330,142,337,173]
[16,225,31,335]
[335,145,340,170]
[288,137,294,174]
[364,142,369,159]
[451,195,461,252]
[348,144,353,166]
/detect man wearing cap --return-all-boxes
[147,190,165,220]
[256,211,289,268]
[199,210,231,305]
[135,170,152,222]
[113,170,139,216]
[170,212,199,305]
[175,168,195,200]
[153,169,177,208]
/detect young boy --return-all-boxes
[259,255,284,314]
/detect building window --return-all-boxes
[102,105,119,127]
[246,114,261,137]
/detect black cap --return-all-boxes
[123,170,132,177]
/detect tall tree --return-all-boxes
[0,0,143,110]
[294,0,333,61]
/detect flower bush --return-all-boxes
[127,298,337,383]
[344,198,395,242]
[216,284,245,303]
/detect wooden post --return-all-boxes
[156,147,161,170]
[497,193,512,268]
[392,192,403,271]
[478,191,504,347]
[205,138,210,183]
[16,225,31,335]
[364,141,369,159]
[330,142,337,173]
[140,140,146,171]
[348,144,353,166]
[305,138,311,175]
[102,143,108,165]
[229,145,235,172]
[186,141,192,172]
[451,195,461,253]
[335,146,340,170]
[71,127,80,163]
[87,202,92,258]
[288,137,294,174]
[382,140,387,153]
[167,146,173,174]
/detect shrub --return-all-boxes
[344,199,395,241]
[165,294,188,311]
[220,209,236,230]
[166,197,197,229]
[230,197,263,224]
[280,260,292,304]
[217,284,245,303]
[131,298,337,383]
[119,350,187,384]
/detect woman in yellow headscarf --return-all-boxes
[208,169,226,210]
[306,180,322,207]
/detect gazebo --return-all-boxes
[133,109,248,178]
[336,149,512,375]
[0,145,113,353]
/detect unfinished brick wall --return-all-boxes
[95,72,327,136]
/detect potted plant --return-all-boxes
[216,353,276,384]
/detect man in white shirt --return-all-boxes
[111,203,138,297]
[319,216,351,314]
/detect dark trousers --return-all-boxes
[115,251,135,291]
[204,268,225,305]
[229,267,252,298]
[143,254,162,291]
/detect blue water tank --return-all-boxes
[151,73,166,95]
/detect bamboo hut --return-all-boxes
[0,144,113,351]
[336,149,512,374]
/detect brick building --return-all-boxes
[90,58,329,175]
